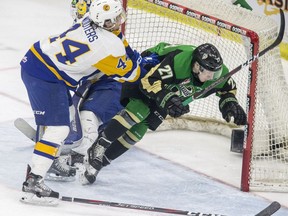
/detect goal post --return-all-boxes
[122,0,288,192]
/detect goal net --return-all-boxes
[122,0,288,192]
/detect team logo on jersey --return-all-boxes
[165,79,195,98]
[103,4,110,11]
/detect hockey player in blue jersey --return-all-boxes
[20,0,156,205]
[45,0,125,182]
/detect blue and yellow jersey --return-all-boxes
[20,14,142,90]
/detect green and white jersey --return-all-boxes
[140,42,237,108]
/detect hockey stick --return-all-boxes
[14,118,37,142]
[14,119,282,216]
[61,196,225,216]
[190,9,285,101]
[255,201,281,216]
[61,196,281,216]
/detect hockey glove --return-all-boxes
[165,96,190,118]
[219,93,247,125]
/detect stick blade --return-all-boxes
[255,201,281,216]
[14,118,36,142]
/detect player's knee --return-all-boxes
[80,110,102,136]
[42,125,70,144]
[129,124,148,141]
[124,98,150,124]
[116,109,139,128]
[118,123,148,149]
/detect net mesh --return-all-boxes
[123,0,288,192]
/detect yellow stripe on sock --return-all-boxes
[34,141,59,157]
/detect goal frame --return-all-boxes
[121,0,284,192]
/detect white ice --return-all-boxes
[0,0,287,215]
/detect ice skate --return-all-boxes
[79,153,111,185]
[70,151,85,166]
[79,155,100,185]
[79,135,112,185]
[87,136,111,171]
[21,165,59,206]
[46,156,76,182]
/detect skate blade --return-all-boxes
[45,173,75,182]
[20,192,59,206]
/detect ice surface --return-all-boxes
[0,0,287,215]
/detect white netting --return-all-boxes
[123,0,288,192]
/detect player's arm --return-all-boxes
[140,55,176,103]
[113,30,134,57]
[95,30,158,83]
[216,77,247,125]
[92,53,142,83]
[114,30,160,75]
[140,55,189,117]
[93,32,160,83]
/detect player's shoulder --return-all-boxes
[96,29,126,54]
[78,14,125,55]
[221,64,229,75]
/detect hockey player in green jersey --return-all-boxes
[79,42,247,184]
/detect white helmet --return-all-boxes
[89,0,126,30]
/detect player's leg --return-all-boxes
[73,80,123,158]
[46,81,92,180]
[47,80,124,181]
[21,70,70,203]
[46,94,79,181]
[79,121,149,185]
[81,98,151,184]
[104,122,148,163]
[103,104,167,164]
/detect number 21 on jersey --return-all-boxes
[158,65,173,79]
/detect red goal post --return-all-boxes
[122,0,288,192]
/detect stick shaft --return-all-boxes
[61,196,225,216]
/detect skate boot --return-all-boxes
[79,155,100,185]
[21,165,59,206]
[88,136,111,170]
[70,151,85,166]
[46,156,76,182]
[80,136,111,185]
[79,154,111,185]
